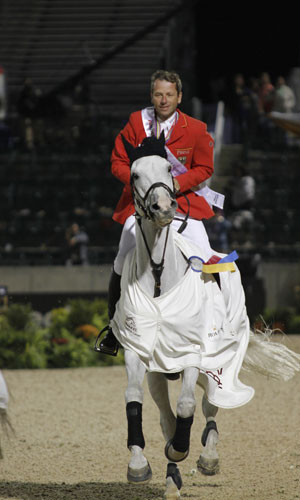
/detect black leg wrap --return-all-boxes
[201,420,218,447]
[166,463,183,490]
[171,415,194,452]
[126,402,145,449]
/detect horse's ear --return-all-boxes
[158,130,166,146]
[121,134,136,165]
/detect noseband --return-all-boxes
[131,177,176,221]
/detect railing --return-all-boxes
[0,245,118,266]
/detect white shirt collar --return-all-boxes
[157,110,177,126]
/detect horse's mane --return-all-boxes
[122,132,167,166]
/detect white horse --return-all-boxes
[96,134,300,499]
[0,370,11,459]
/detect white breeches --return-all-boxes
[113,213,212,275]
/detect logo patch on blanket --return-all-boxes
[125,316,138,335]
[208,328,220,339]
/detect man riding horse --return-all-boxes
[99,69,223,355]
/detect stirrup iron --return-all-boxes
[94,325,119,357]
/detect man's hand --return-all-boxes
[174,178,180,193]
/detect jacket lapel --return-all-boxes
[167,110,187,145]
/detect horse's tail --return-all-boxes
[0,371,14,459]
[0,408,15,459]
[242,328,300,381]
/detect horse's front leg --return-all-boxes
[147,372,176,441]
[165,367,199,463]
[147,372,183,499]
[197,394,219,475]
[124,349,152,484]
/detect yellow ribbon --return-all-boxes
[202,262,235,274]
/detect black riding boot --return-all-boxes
[94,269,121,356]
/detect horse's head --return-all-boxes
[122,134,178,227]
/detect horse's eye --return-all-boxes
[168,166,172,173]
[131,173,139,181]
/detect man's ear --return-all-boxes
[177,92,183,105]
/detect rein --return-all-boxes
[136,216,170,298]
[131,174,190,298]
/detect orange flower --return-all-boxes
[76,324,99,339]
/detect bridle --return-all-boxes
[131,175,177,220]
[131,172,190,297]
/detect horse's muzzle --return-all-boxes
[151,207,177,227]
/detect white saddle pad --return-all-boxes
[112,233,254,409]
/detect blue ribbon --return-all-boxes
[218,250,239,264]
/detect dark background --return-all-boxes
[194,10,300,101]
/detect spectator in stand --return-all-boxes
[225,163,256,241]
[65,222,89,266]
[17,77,43,150]
[273,76,296,113]
[229,163,255,212]
[0,67,6,120]
[248,77,261,116]
[227,73,252,144]
[258,72,275,113]
[287,67,300,112]
[272,76,297,145]
[247,77,261,147]
[204,208,232,253]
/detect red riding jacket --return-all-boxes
[111,109,215,224]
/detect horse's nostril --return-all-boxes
[171,200,177,208]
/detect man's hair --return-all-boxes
[150,70,182,95]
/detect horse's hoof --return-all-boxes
[198,424,219,475]
[164,476,181,499]
[165,439,189,463]
[197,455,219,475]
[127,461,152,484]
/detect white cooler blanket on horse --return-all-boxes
[112,233,254,409]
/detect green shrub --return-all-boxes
[288,315,300,334]
[66,299,94,334]
[0,321,49,369]
[47,309,70,339]
[0,298,124,369]
[18,329,49,369]
[255,306,300,334]
[3,303,34,330]
[47,330,96,368]
[90,298,109,319]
